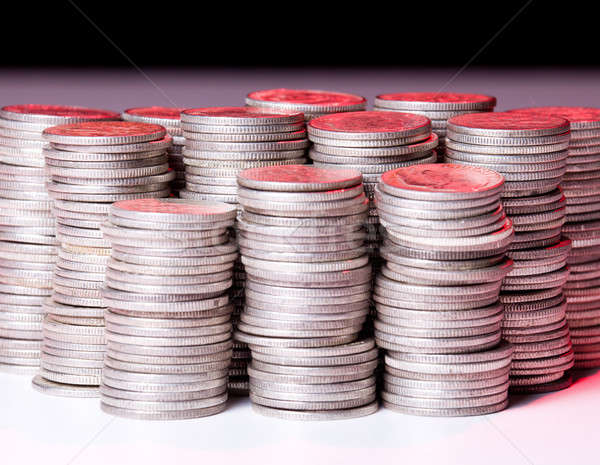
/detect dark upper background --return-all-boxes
[3,1,596,68]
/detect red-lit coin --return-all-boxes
[43,121,166,145]
[246,89,366,112]
[0,104,119,124]
[380,163,505,200]
[447,112,569,137]
[111,198,236,222]
[237,165,363,192]
[508,107,600,130]
[123,106,185,122]
[375,92,496,111]
[308,111,431,140]
[181,107,304,125]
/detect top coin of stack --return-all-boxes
[179,107,309,204]
[374,92,496,154]
[246,89,366,121]
[507,106,600,369]
[122,107,186,195]
[0,104,119,375]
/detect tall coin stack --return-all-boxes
[374,92,496,156]
[375,164,515,416]
[507,107,600,369]
[179,107,309,393]
[0,104,119,375]
[444,113,575,392]
[99,198,237,420]
[234,165,378,420]
[245,88,366,121]
[122,106,186,195]
[307,111,438,332]
[32,121,173,397]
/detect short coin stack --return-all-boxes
[234,165,378,420]
[99,198,237,420]
[122,106,186,195]
[374,164,515,416]
[507,107,600,369]
[0,104,119,375]
[245,88,367,121]
[444,113,575,391]
[374,92,496,155]
[179,107,309,392]
[32,121,173,397]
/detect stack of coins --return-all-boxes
[122,107,186,195]
[234,165,378,420]
[374,164,515,416]
[245,89,366,121]
[374,92,496,155]
[0,104,119,375]
[444,113,575,392]
[32,121,173,397]
[179,107,309,393]
[179,107,308,202]
[307,111,437,334]
[507,107,600,369]
[98,198,237,420]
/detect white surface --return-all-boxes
[1,369,599,465]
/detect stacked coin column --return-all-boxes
[234,165,378,420]
[306,111,438,335]
[507,107,600,369]
[375,164,515,416]
[373,92,496,156]
[0,104,119,375]
[245,89,366,122]
[444,113,575,392]
[32,121,173,397]
[99,198,237,420]
[179,107,309,394]
[122,106,186,196]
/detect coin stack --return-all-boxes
[307,111,438,334]
[32,121,173,397]
[178,107,310,392]
[374,164,515,416]
[444,113,575,392]
[97,198,237,420]
[246,88,367,121]
[374,92,496,155]
[122,106,186,195]
[0,104,119,375]
[234,165,378,420]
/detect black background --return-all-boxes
[4,1,596,67]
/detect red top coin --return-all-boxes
[181,106,304,125]
[381,163,505,200]
[447,112,569,137]
[111,198,236,222]
[507,106,600,130]
[308,111,430,139]
[376,92,496,109]
[124,106,186,120]
[246,89,366,110]
[0,104,119,124]
[237,165,363,192]
[43,121,166,145]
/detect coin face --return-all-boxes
[123,106,185,120]
[448,112,570,136]
[0,104,119,123]
[247,88,366,109]
[508,106,600,129]
[111,198,236,222]
[43,121,166,145]
[181,106,304,125]
[375,92,496,110]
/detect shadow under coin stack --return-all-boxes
[99,198,237,420]
[179,107,310,394]
[32,121,173,397]
[245,89,366,122]
[0,104,119,375]
[234,165,378,420]
[507,107,600,370]
[122,106,186,196]
[307,111,438,334]
[374,164,515,416]
[373,92,496,156]
[444,113,575,392]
